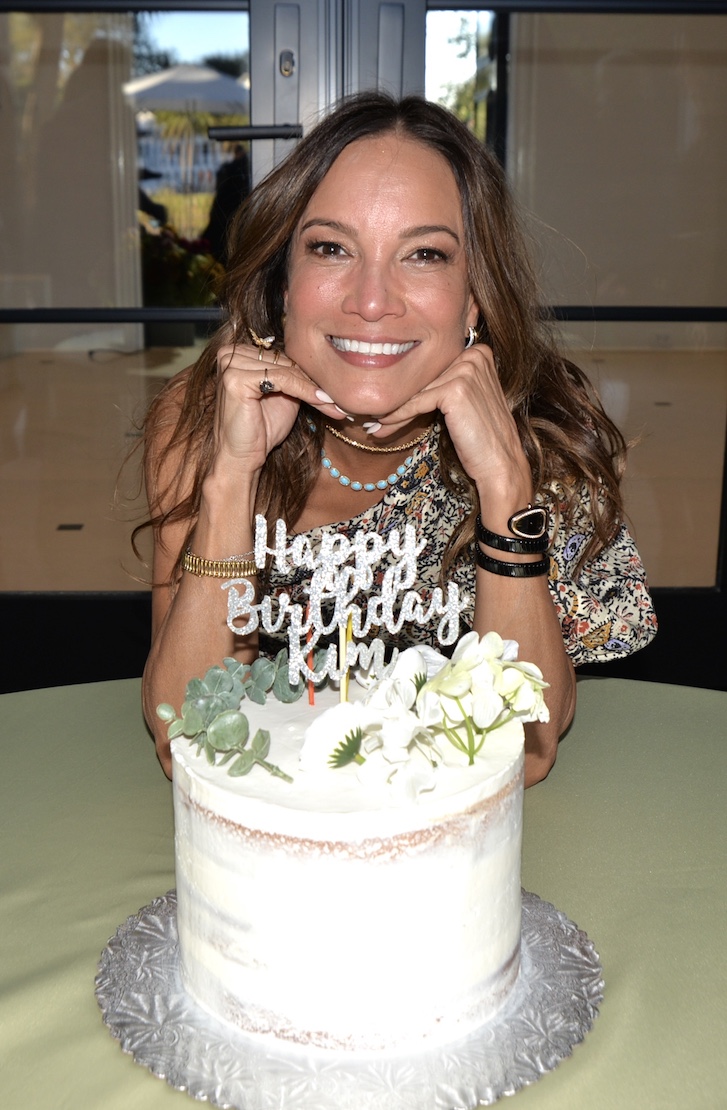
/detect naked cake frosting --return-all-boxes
[168,633,547,1053]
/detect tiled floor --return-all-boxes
[570,348,727,588]
[1,343,725,591]
[0,341,202,591]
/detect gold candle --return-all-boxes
[339,614,353,702]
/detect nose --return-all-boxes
[341,260,405,321]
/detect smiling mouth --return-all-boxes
[329,337,416,356]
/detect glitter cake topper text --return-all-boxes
[225,515,466,684]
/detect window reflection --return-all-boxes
[0,9,250,329]
[425,10,494,142]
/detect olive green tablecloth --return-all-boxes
[0,677,724,1109]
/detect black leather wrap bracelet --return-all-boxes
[474,547,550,577]
[475,506,550,554]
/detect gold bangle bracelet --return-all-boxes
[183,551,258,578]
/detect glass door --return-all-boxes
[502,6,727,688]
[1,2,725,692]
[0,5,252,690]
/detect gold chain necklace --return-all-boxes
[325,423,430,454]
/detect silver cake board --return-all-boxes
[95,889,603,1109]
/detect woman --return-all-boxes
[139,92,656,783]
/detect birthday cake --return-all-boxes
[168,631,547,1053]
[158,517,549,1052]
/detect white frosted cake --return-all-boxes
[170,635,539,1054]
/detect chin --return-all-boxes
[336,392,405,419]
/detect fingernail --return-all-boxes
[363,421,382,433]
[333,405,353,418]
[315,389,334,403]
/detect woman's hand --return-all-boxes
[213,342,349,476]
[374,342,576,782]
[369,343,531,502]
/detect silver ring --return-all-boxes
[259,369,275,395]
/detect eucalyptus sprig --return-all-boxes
[156,649,327,783]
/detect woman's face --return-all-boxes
[283,132,480,419]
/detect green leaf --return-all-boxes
[185,677,208,700]
[272,669,303,703]
[180,705,205,736]
[250,728,271,759]
[228,749,256,776]
[207,710,249,751]
[204,738,216,764]
[250,656,275,689]
[329,726,364,768]
[228,677,246,705]
[245,683,267,705]
[188,693,227,726]
[167,718,185,740]
[217,689,242,712]
[202,666,235,695]
[156,703,176,722]
[223,658,250,683]
[413,671,428,695]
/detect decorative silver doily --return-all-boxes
[95,890,603,1109]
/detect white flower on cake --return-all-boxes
[299,631,549,796]
[298,701,369,772]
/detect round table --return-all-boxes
[0,676,724,1109]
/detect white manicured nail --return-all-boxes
[363,421,382,433]
[315,389,335,403]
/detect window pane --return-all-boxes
[0,9,249,592]
[425,10,494,142]
[508,13,727,312]
[507,13,727,588]
[0,9,249,349]
[0,335,189,591]
[564,328,727,589]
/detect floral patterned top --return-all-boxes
[261,425,657,666]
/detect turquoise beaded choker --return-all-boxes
[308,419,423,492]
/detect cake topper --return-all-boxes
[224,514,467,686]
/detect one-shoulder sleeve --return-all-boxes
[546,485,658,666]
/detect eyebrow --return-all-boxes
[401,224,461,244]
[298,218,461,244]
[299,218,356,236]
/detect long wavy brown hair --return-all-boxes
[138,91,626,582]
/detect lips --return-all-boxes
[329,337,416,356]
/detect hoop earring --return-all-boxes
[464,325,478,349]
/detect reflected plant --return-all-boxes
[140,224,223,307]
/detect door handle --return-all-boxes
[207,125,302,141]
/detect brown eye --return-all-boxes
[309,240,345,257]
[410,247,449,263]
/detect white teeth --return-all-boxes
[330,337,415,355]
